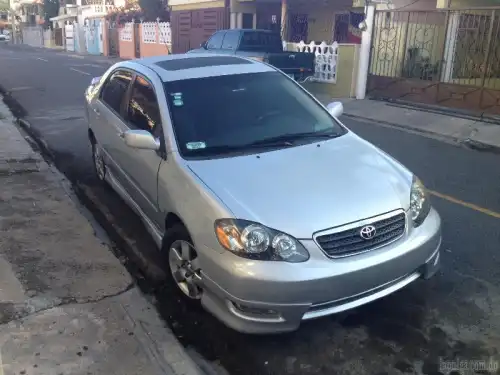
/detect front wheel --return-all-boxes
[164,224,203,300]
[91,141,106,183]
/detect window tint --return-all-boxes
[164,72,346,158]
[239,31,283,53]
[221,31,240,50]
[207,32,225,49]
[100,70,133,114]
[126,76,161,133]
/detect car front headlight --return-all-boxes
[214,219,309,263]
[410,176,431,227]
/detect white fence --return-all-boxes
[284,41,339,84]
[120,22,133,42]
[140,21,172,45]
[142,22,156,43]
[158,22,171,45]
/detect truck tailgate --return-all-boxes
[267,52,315,76]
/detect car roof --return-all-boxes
[123,53,276,82]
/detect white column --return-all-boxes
[230,12,237,29]
[236,12,243,28]
[441,12,459,83]
[355,4,375,100]
[280,0,288,42]
[253,13,257,29]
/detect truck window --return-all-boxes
[221,31,240,50]
[207,32,225,50]
[239,31,283,53]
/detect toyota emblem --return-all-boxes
[359,225,376,240]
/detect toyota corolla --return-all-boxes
[85,54,441,334]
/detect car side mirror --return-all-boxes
[326,101,344,118]
[90,76,101,86]
[122,130,160,151]
[201,41,207,49]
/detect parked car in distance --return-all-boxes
[188,29,316,81]
[85,54,441,334]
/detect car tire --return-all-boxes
[91,140,107,183]
[163,224,203,303]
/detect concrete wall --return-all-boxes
[303,44,360,98]
[119,38,135,59]
[138,24,170,57]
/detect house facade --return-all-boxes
[364,0,500,114]
[168,0,364,98]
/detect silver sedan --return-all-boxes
[85,54,441,334]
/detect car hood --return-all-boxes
[187,132,413,239]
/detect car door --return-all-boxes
[92,69,133,187]
[120,74,165,227]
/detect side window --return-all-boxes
[100,70,133,114]
[221,31,240,50]
[126,75,161,133]
[207,31,225,50]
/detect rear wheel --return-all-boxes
[164,224,203,300]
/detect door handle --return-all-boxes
[93,108,100,115]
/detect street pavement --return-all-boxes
[1,44,500,375]
[0,99,205,375]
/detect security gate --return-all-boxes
[134,23,140,58]
[107,22,120,57]
[367,9,500,115]
[85,19,102,55]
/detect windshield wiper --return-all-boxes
[186,141,294,155]
[250,131,339,146]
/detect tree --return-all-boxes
[138,0,168,22]
[43,0,59,26]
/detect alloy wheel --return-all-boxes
[168,240,203,299]
[93,143,106,181]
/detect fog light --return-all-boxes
[227,301,283,322]
[233,303,277,316]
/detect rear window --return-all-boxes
[239,31,283,53]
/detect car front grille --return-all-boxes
[315,212,406,258]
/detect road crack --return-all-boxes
[0,281,136,326]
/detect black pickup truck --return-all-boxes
[188,29,315,81]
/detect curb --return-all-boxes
[375,97,500,125]
[16,118,167,283]
[11,121,209,375]
[342,112,500,155]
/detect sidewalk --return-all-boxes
[0,100,205,375]
[316,95,500,152]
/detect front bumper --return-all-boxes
[199,208,441,334]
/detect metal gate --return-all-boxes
[134,23,140,58]
[85,19,101,55]
[107,22,120,57]
[367,9,500,115]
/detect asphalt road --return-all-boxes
[1,44,500,375]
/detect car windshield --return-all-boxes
[164,71,347,158]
